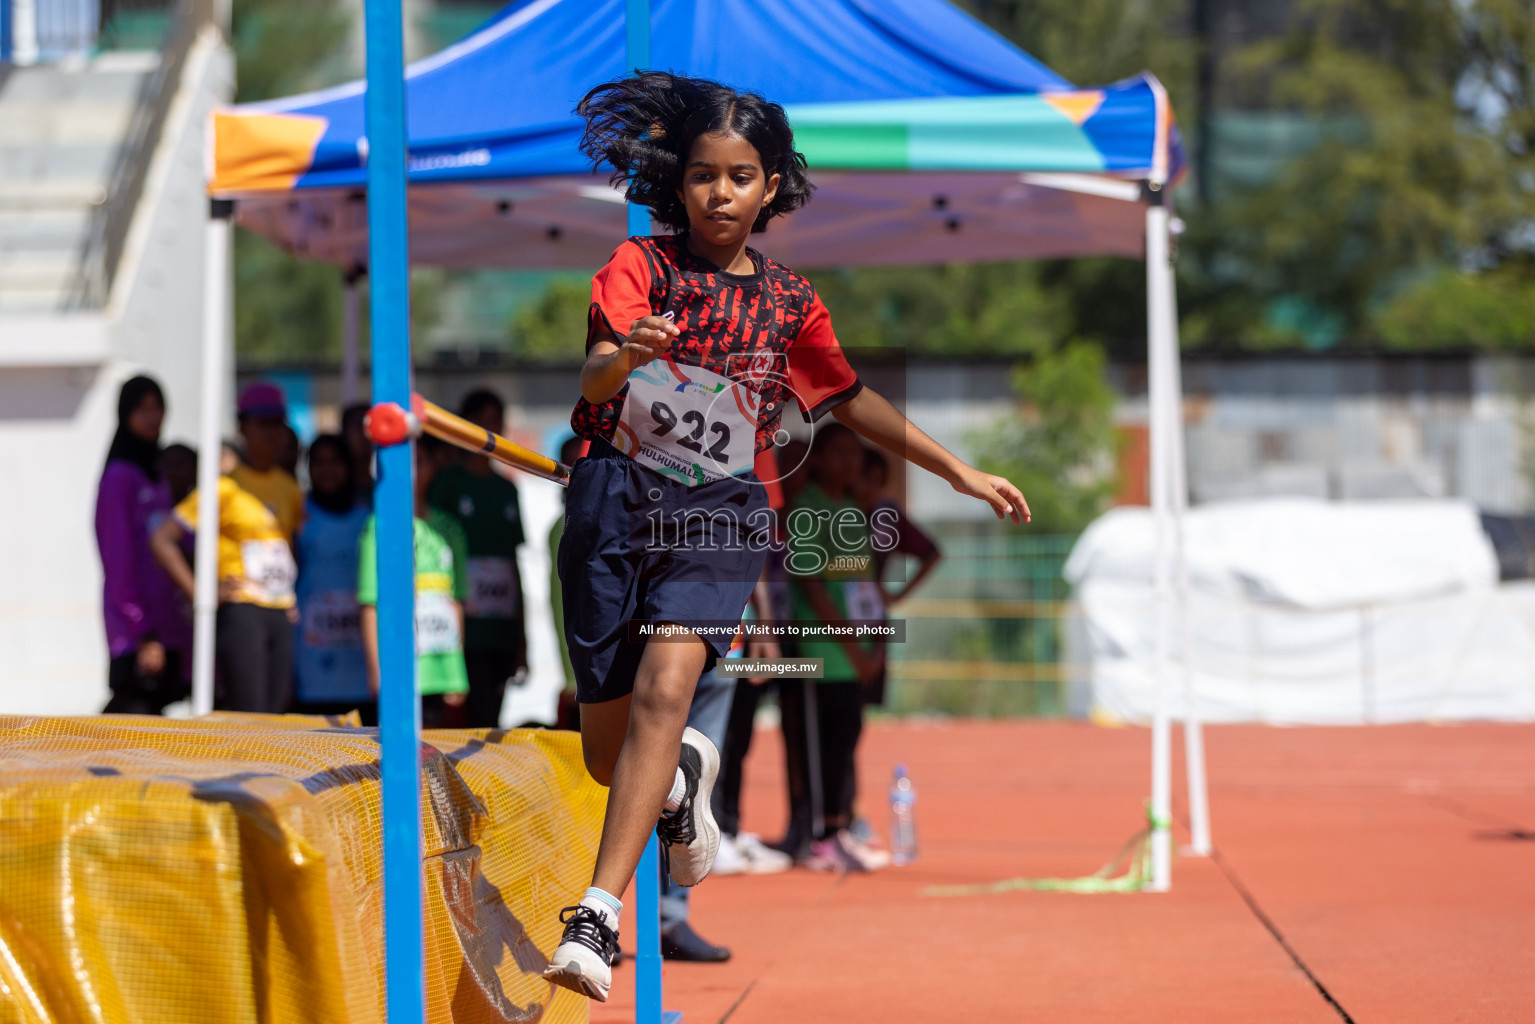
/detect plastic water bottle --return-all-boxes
[889,764,918,866]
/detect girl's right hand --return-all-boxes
[850,645,885,687]
[136,640,166,677]
[620,315,679,369]
[218,576,245,603]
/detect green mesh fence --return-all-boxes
[884,529,1080,717]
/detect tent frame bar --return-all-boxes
[1144,183,1211,893]
[191,198,232,717]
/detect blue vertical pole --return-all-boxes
[635,837,664,1022]
[363,0,423,1021]
[1,0,12,63]
[625,6,665,1024]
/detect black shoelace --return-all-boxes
[656,756,698,848]
[557,905,618,962]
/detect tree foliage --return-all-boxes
[230,0,351,105]
[1193,0,1535,348]
[967,342,1120,532]
[507,279,593,361]
[804,264,1067,355]
[231,0,355,365]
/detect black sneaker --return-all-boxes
[655,726,721,886]
[661,921,732,963]
[542,905,619,1001]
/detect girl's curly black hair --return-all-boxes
[576,71,814,234]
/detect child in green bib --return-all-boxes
[358,437,470,723]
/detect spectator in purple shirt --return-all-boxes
[95,375,189,713]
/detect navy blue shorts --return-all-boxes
[558,438,770,705]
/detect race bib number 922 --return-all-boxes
[614,358,760,487]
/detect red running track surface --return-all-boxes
[594,719,1535,1024]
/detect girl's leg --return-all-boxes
[267,606,295,713]
[775,679,813,858]
[545,634,712,1002]
[818,682,864,833]
[587,633,709,897]
[573,693,631,787]
[217,604,266,712]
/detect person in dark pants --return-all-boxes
[428,389,528,728]
[152,443,298,713]
[785,425,887,871]
[95,375,189,714]
[712,555,794,874]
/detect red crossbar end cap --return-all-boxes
[365,402,417,447]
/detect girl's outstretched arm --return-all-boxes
[832,386,1031,525]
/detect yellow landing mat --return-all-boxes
[0,714,605,1024]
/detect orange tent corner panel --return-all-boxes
[208,110,330,196]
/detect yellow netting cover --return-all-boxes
[0,714,605,1024]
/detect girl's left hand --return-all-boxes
[952,466,1030,525]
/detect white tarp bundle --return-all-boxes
[1065,498,1535,724]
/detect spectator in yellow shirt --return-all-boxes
[230,381,305,542]
[151,443,298,713]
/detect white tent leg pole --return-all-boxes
[1165,263,1212,857]
[341,272,361,406]
[192,202,232,717]
[1146,196,1173,892]
[12,0,39,65]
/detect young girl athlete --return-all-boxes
[546,72,1030,1000]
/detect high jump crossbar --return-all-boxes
[365,393,571,485]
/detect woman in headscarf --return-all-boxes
[95,375,189,713]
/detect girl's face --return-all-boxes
[677,132,780,248]
[127,393,164,443]
[309,443,349,497]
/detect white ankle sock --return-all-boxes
[662,766,687,815]
[580,887,621,932]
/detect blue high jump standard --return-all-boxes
[625,9,682,1024]
[366,0,679,1019]
[363,0,424,1020]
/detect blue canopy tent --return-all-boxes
[195,1,1206,969]
[209,0,1181,270]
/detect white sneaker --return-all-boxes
[655,726,721,887]
[836,829,891,871]
[735,832,792,874]
[543,905,618,1001]
[712,834,748,876]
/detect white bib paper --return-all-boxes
[240,539,297,605]
[415,590,461,656]
[844,580,885,624]
[614,358,760,486]
[302,589,361,649]
[465,556,519,619]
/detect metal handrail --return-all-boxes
[66,0,213,310]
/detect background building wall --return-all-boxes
[0,32,233,715]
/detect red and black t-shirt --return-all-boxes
[571,235,863,459]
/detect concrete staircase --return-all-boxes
[0,12,232,715]
[0,52,156,312]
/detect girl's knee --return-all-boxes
[631,668,694,721]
